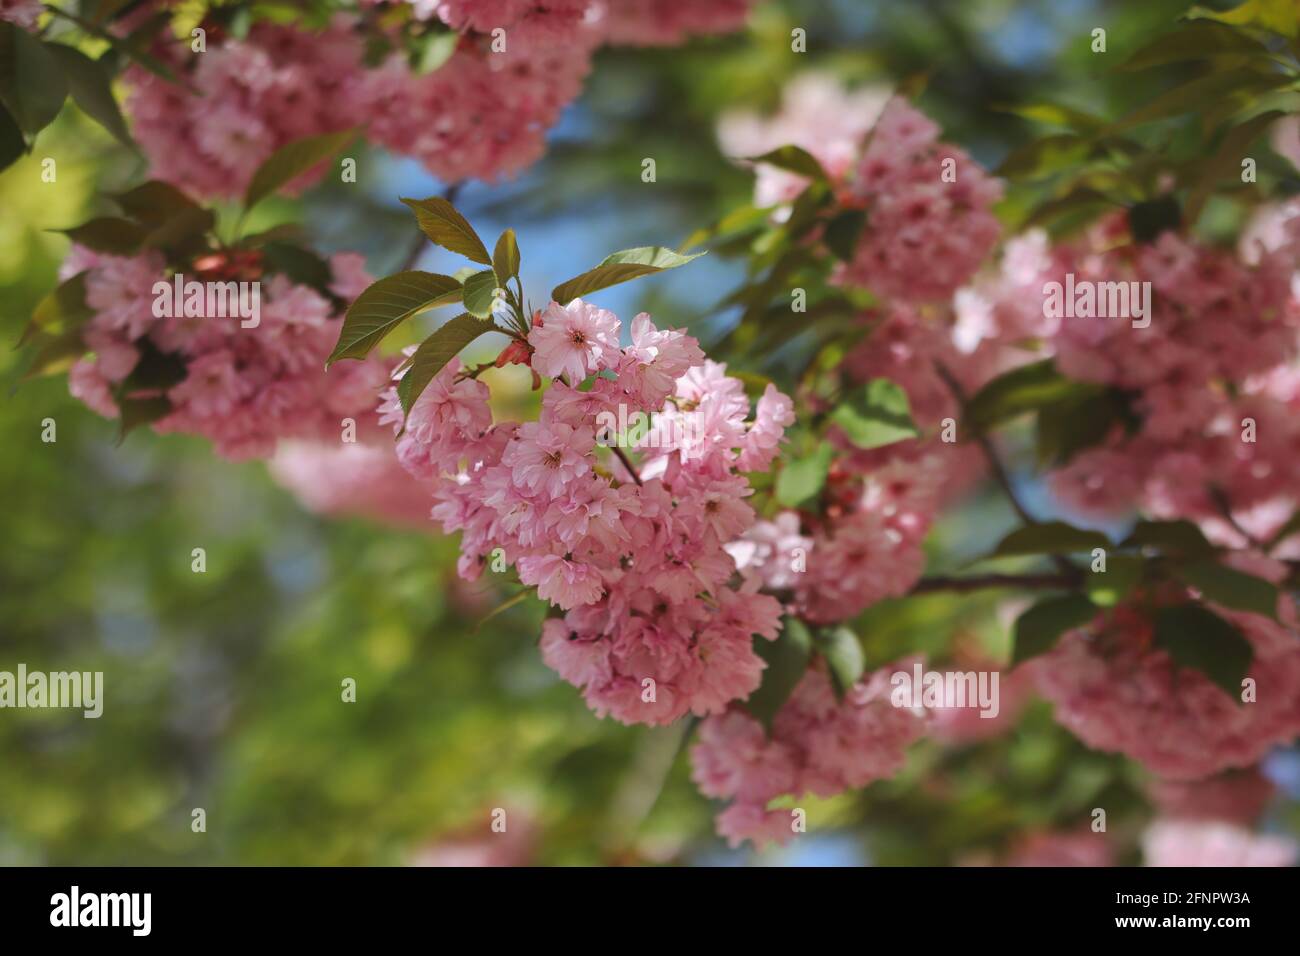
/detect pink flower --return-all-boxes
[518,553,604,609]
[528,299,621,384]
[502,419,594,497]
[1143,821,1298,867]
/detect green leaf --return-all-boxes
[775,442,833,507]
[20,272,94,347]
[551,246,704,304]
[397,313,496,415]
[1173,560,1280,620]
[1187,0,1299,37]
[0,22,68,134]
[829,378,918,449]
[997,133,1093,180]
[1084,554,1144,607]
[59,217,148,255]
[461,269,500,319]
[744,144,827,180]
[243,129,356,211]
[140,205,215,260]
[992,521,1112,558]
[1118,20,1269,71]
[492,228,520,284]
[745,617,813,731]
[327,271,463,365]
[1121,519,1216,556]
[1012,594,1098,665]
[22,328,87,378]
[43,44,133,148]
[1152,603,1254,699]
[964,360,1102,433]
[1186,110,1284,225]
[994,102,1107,134]
[118,339,187,392]
[399,196,491,264]
[819,626,865,698]
[1110,68,1288,132]
[412,29,458,74]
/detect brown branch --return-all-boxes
[909,571,1080,595]
[611,445,643,486]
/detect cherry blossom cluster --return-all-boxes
[269,438,436,529]
[123,1,755,198]
[380,298,795,726]
[690,662,927,849]
[721,79,1003,303]
[0,0,41,29]
[65,247,391,460]
[1027,556,1300,781]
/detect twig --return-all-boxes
[910,571,1080,595]
[1208,485,1263,550]
[612,445,643,486]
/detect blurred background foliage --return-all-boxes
[2,0,1298,865]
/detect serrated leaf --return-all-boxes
[462,269,500,318]
[397,313,496,415]
[1012,594,1098,664]
[745,617,813,731]
[820,626,865,698]
[829,378,918,449]
[745,144,827,180]
[551,247,704,304]
[43,43,133,148]
[399,196,491,264]
[1152,603,1254,699]
[992,521,1112,558]
[1084,554,1144,607]
[1121,519,1216,556]
[775,442,833,507]
[1174,560,1280,620]
[492,229,520,284]
[327,271,463,365]
[59,217,148,255]
[0,23,68,135]
[243,128,356,211]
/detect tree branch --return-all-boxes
[910,571,1080,595]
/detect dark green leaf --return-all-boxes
[1152,603,1254,699]
[819,626,865,698]
[43,43,133,148]
[396,313,496,415]
[551,246,704,304]
[1186,110,1284,225]
[0,103,22,171]
[399,195,491,264]
[20,272,93,347]
[992,521,1112,558]
[140,205,215,259]
[1128,196,1182,244]
[262,242,337,301]
[59,217,148,255]
[1110,68,1288,132]
[745,617,813,731]
[116,395,171,442]
[0,23,68,134]
[1012,594,1098,664]
[1118,20,1269,71]
[829,378,918,449]
[1121,519,1216,556]
[1035,388,1134,468]
[745,144,827,180]
[997,133,1092,180]
[1187,1,1298,38]
[823,210,865,261]
[964,360,1103,433]
[327,271,463,365]
[243,129,356,211]
[113,181,202,227]
[1174,560,1279,620]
